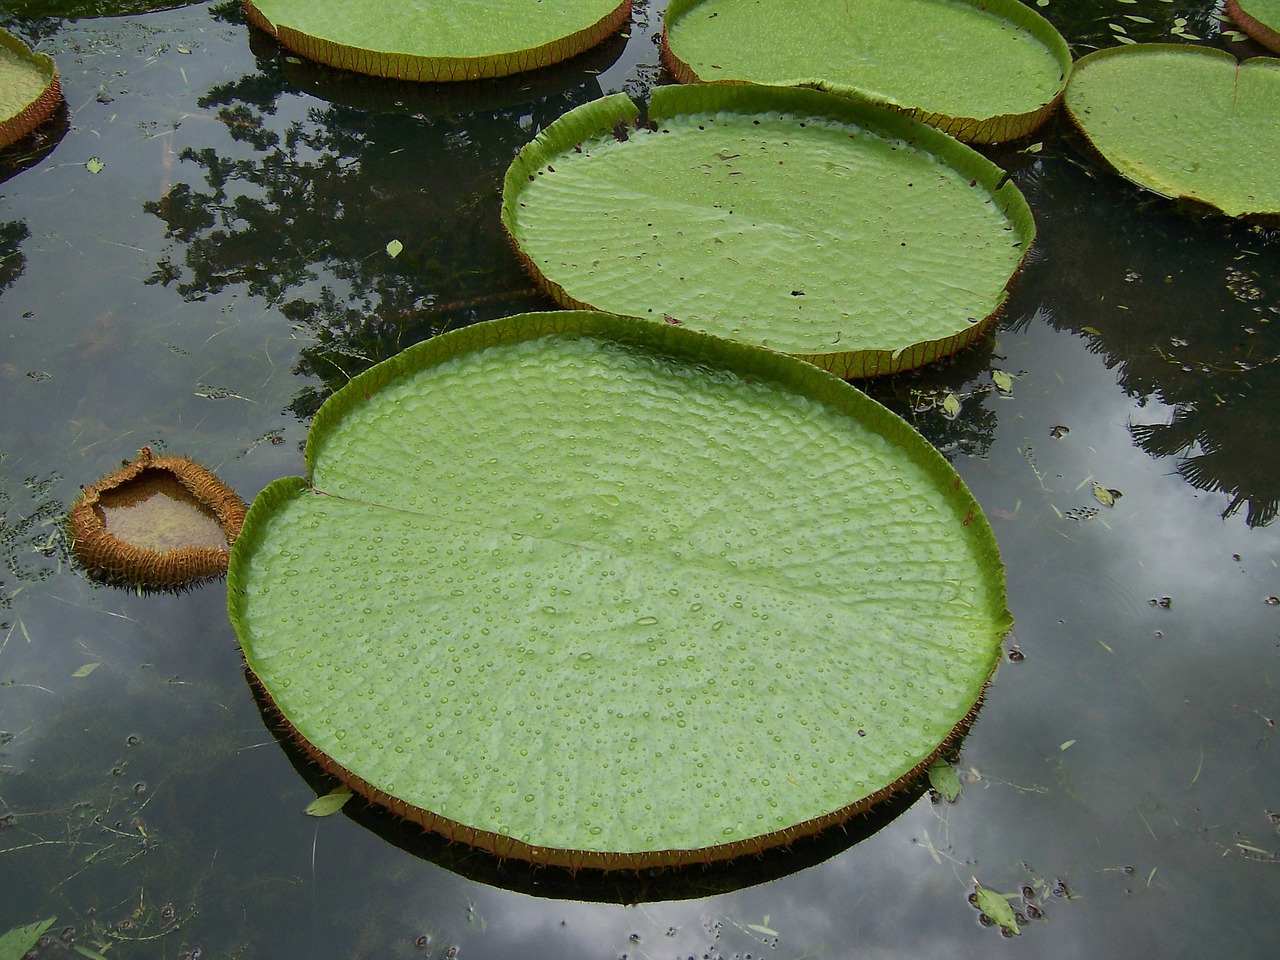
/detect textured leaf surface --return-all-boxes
[662,0,1071,143]
[242,0,630,81]
[0,27,60,150]
[503,85,1034,379]
[229,312,1011,868]
[974,884,1020,935]
[1065,45,1280,219]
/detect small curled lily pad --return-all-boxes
[502,84,1034,378]
[228,311,1012,870]
[662,0,1071,144]
[1065,45,1280,220]
[1227,0,1280,53]
[241,0,632,82]
[0,27,61,150]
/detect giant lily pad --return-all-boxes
[228,310,1012,870]
[241,0,632,82]
[661,0,1071,144]
[0,27,60,150]
[1227,0,1280,53]
[1065,45,1280,220]
[502,84,1034,379]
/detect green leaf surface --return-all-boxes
[242,0,631,81]
[927,758,961,802]
[1065,45,1280,219]
[974,884,1020,935]
[662,0,1071,143]
[228,311,1012,869]
[0,27,60,150]
[0,917,55,960]
[1227,0,1280,53]
[503,85,1034,379]
[305,785,353,817]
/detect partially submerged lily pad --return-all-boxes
[1064,45,1280,220]
[228,310,1012,870]
[661,0,1071,144]
[69,446,247,589]
[502,84,1034,378]
[0,27,61,150]
[241,0,632,81]
[1227,0,1280,53]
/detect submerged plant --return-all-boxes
[228,311,1012,870]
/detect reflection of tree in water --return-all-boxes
[0,220,30,296]
[143,46,618,417]
[1026,153,1280,526]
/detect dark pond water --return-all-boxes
[2,1,1278,957]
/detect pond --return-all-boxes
[1,1,1278,957]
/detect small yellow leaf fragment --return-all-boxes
[305,785,353,817]
[386,238,404,258]
[1092,482,1117,507]
[941,392,961,418]
[1060,738,1077,751]
[72,662,101,678]
[992,370,1014,393]
[85,157,105,174]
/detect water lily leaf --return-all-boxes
[927,758,961,802]
[974,883,1020,935]
[85,157,104,175]
[1091,482,1118,507]
[1227,0,1280,52]
[941,393,962,419]
[1065,45,1280,219]
[228,311,1012,869]
[0,917,55,960]
[503,84,1035,379]
[241,0,631,81]
[305,785,353,817]
[0,27,61,151]
[662,0,1071,144]
[992,370,1014,393]
[385,238,403,258]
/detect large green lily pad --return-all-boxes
[0,27,60,150]
[502,84,1034,379]
[241,0,632,81]
[1064,45,1280,220]
[662,0,1071,144]
[1227,0,1280,53]
[228,311,1012,870]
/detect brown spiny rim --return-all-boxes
[245,658,995,871]
[658,28,1060,145]
[242,0,631,82]
[68,446,247,589]
[1226,0,1280,53]
[0,69,61,151]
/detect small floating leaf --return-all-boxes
[385,238,403,258]
[0,917,56,960]
[85,157,105,174]
[1060,739,1077,751]
[71,662,101,677]
[974,884,1020,935]
[992,370,1014,393]
[304,785,353,817]
[927,758,962,802]
[1092,482,1118,507]
[73,945,112,960]
[941,392,962,418]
